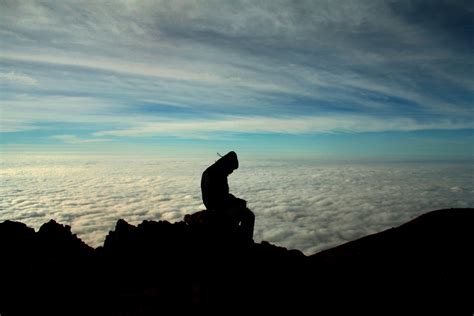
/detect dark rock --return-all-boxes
[37,219,93,257]
[0,220,37,307]
[0,220,36,255]
[0,208,472,315]
[309,208,474,314]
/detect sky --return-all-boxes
[0,1,473,254]
[0,0,473,159]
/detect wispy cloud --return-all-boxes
[0,52,221,83]
[0,0,472,153]
[51,135,113,144]
[0,70,38,85]
[94,115,474,138]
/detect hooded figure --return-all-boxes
[201,151,254,240]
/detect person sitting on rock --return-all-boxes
[201,151,255,241]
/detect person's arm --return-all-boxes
[227,194,247,208]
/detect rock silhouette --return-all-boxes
[0,208,472,315]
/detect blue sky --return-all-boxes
[1,0,473,160]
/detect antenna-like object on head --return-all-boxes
[216,152,223,157]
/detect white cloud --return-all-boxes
[3,91,471,136]
[1,0,471,124]
[51,135,113,144]
[0,52,221,84]
[0,71,38,85]
[1,155,472,254]
[0,95,130,132]
[94,115,474,138]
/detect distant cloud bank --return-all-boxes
[1,156,472,254]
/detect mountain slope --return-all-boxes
[0,208,472,314]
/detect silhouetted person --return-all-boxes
[201,151,255,241]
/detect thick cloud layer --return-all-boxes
[1,156,472,254]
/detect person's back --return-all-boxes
[201,151,240,211]
[201,163,230,211]
[200,151,254,240]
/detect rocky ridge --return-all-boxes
[0,208,472,315]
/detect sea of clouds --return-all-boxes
[1,155,472,255]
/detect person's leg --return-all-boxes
[239,208,255,241]
[220,205,240,233]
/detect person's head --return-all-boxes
[219,151,238,175]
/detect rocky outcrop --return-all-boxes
[308,208,474,314]
[0,208,472,315]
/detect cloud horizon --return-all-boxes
[1,156,472,255]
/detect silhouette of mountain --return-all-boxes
[0,208,472,315]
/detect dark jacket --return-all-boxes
[201,152,239,211]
